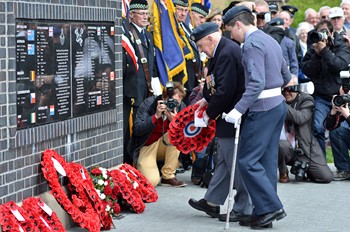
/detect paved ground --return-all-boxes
[68,164,350,232]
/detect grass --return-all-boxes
[326,146,334,163]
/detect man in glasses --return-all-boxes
[278,83,333,184]
[123,0,159,164]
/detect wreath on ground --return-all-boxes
[41,149,107,231]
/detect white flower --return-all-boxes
[102,173,108,179]
[104,181,108,186]
[133,182,139,189]
[97,179,104,186]
[105,204,111,212]
[100,193,106,200]
[95,189,101,194]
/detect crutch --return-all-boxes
[222,113,241,230]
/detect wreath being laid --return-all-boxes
[168,105,216,153]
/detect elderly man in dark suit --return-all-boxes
[223,5,291,229]
[123,0,159,164]
[187,22,253,221]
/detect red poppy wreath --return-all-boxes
[168,105,216,153]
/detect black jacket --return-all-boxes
[124,23,159,106]
[203,37,245,137]
[302,32,350,101]
[128,95,186,163]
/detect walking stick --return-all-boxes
[222,113,241,230]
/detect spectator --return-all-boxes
[190,3,209,28]
[268,2,279,19]
[253,0,270,30]
[128,82,187,187]
[123,0,159,164]
[324,87,350,180]
[279,83,333,184]
[173,0,202,106]
[341,0,350,29]
[319,6,331,21]
[267,17,299,76]
[329,7,347,35]
[296,22,313,83]
[206,8,224,34]
[302,20,350,156]
[305,8,319,27]
[280,5,299,35]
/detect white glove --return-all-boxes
[151,77,162,96]
[225,108,242,128]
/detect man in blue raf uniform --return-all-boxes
[187,22,253,221]
[223,6,291,229]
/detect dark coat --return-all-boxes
[128,95,186,163]
[302,32,350,101]
[203,37,245,138]
[124,23,159,106]
[287,93,325,163]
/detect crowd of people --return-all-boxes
[122,0,350,229]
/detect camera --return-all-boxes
[290,160,309,181]
[309,29,328,43]
[333,94,350,107]
[339,68,350,93]
[332,67,350,106]
[282,82,315,95]
[162,81,179,112]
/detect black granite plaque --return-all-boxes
[16,19,116,129]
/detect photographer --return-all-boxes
[128,82,187,187]
[324,86,350,180]
[279,83,333,183]
[302,20,350,156]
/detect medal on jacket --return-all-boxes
[206,74,216,95]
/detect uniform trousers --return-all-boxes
[204,137,253,215]
[238,102,286,215]
[137,132,179,186]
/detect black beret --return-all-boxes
[268,2,278,13]
[191,3,209,17]
[269,17,284,26]
[281,5,298,17]
[173,0,188,7]
[222,5,252,25]
[190,22,219,43]
[130,0,148,11]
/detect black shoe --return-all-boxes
[251,222,273,230]
[188,198,219,218]
[239,216,272,228]
[218,212,250,222]
[239,216,259,227]
[251,209,286,228]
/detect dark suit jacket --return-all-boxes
[124,23,159,106]
[203,37,245,137]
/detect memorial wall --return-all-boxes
[0,0,123,204]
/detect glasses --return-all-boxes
[283,86,299,92]
[321,15,329,19]
[132,11,150,16]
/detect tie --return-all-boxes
[141,29,147,46]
